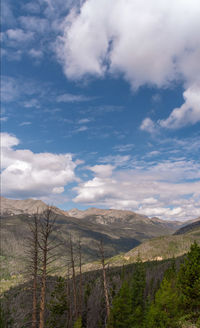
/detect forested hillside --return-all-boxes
[1,243,200,328]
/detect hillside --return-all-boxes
[0,210,174,279]
[0,197,181,285]
[174,218,200,235]
[1,197,197,288]
[81,225,200,272]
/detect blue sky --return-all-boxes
[1,0,200,220]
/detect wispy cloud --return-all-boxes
[19,121,32,126]
[99,155,131,167]
[57,93,92,103]
[113,144,134,152]
[74,126,88,133]
[29,48,43,59]
[78,118,91,124]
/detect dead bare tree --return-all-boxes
[38,207,57,328]
[25,211,40,328]
[66,263,72,328]
[99,239,110,322]
[69,235,78,320]
[31,213,39,328]
[78,238,82,316]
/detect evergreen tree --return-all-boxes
[178,241,200,312]
[130,260,146,327]
[107,281,134,328]
[144,263,182,328]
[47,277,68,328]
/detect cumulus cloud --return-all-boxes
[5,28,34,42]
[1,133,78,198]
[140,118,156,133]
[159,84,200,129]
[74,159,200,220]
[90,164,115,178]
[57,0,200,128]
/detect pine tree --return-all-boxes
[178,241,200,312]
[144,262,182,328]
[130,259,146,327]
[107,281,134,328]
[47,277,68,328]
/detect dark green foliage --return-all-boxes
[144,277,182,328]
[178,241,200,312]
[130,259,146,327]
[107,260,146,328]
[0,304,6,328]
[107,281,134,328]
[47,277,68,328]
[145,242,200,327]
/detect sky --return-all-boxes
[1,0,200,221]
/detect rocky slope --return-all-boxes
[1,197,182,281]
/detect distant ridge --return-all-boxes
[0,197,193,228]
[0,196,47,215]
[174,218,200,235]
[0,196,66,216]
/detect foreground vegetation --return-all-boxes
[108,242,200,328]
[1,207,199,327]
[1,242,199,328]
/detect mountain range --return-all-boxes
[1,196,199,281]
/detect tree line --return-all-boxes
[107,242,200,328]
[0,207,199,328]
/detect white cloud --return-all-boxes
[0,116,8,122]
[23,2,41,14]
[57,0,200,128]
[159,84,200,129]
[1,0,15,26]
[1,133,19,149]
[113,144,134,152]
[1,133,78,198]
[23,98,41,108]
[57,93,91,102]
[90,164,115,178]
[19,121,32,126]
[74,126,88,133]
[140,118,156,133]
[78,118,91,124]
[19,16,49,33]
[99,155,131,167]
[74,159,200,220]
[29,48,43,59]
[1,76,20,102]
[6,28,34,42]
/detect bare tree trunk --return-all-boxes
[99,240,110,321]
[78,238,82,316]
[32,213,39,328]
[39,207,56,328]
[66,264,71,328]
[39,238,47,328]
[69,235,77,319]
